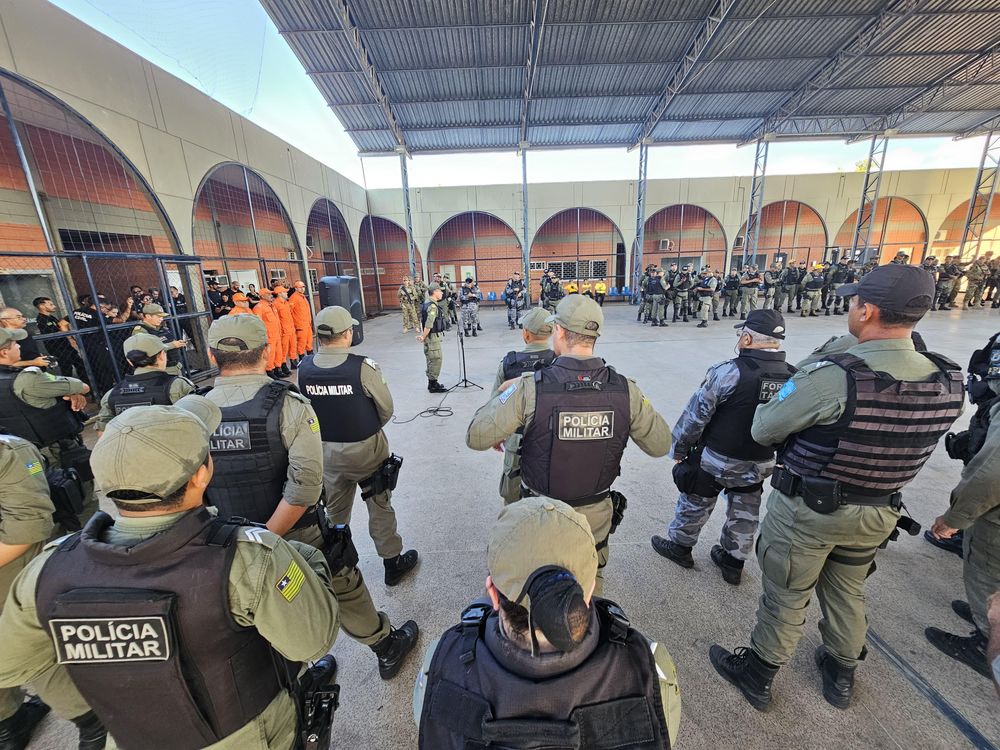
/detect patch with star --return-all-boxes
[25,460,43,476]
[275,561,305,602]
[307,417,320,433]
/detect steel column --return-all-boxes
[399,151,417,278]
[850,134,889,261]
[631,141,649,303]
[742,139,769,268]
[521,147,531,298]
[957,130,1000,261]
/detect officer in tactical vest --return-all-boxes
[637,264,656,322]
[459,277,482,336]
[413,496,681,749]
[94,333,195,433]
[202,314,419,680]
[467,295,670,595]
[694,267,718,329]
[763,262,781,310]
[545,274,565,313]
[130,302,186,376]
[646,268,669,327]
[299,306,419,586]
[721,269,740,317]
[504,271,526,329]
[711,264,964,712]
[800,264,826,317]
[491,308,557,505]
[671,265,693,322]
[417,283,448,393]
[0,328,95,534]
[654,310,795,585]
[738,265,762,319]
[0,396,342,749]
[826,260,855,315]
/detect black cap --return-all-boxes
[835,264,934,314]
[735,309,787,340]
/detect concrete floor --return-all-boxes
[27,301,1000,749]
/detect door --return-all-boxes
[157,258,215,380]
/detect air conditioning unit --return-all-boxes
[658,239,673,252]
[270,269,287,281]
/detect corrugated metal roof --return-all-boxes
[261,0,1000,153]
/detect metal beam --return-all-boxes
[520,0,549,145]
[956,111,1000,140]
[850,134,889,261]
[632,0,736,147]
[631,141,649,303]
[957,129,1000,261]
[520,145,531,298]
[398,151,417,277]
[742,139,769,268]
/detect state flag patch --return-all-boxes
[276,561,306,602]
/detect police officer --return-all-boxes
[94,333,195,433]
[505,271,527,329]
[934,256,960,311]
[545,274,565,313]
[653,310,795,584]
[207,279,229,319]
[694,267,718,329]
[131,302,185,375]
[202,314,420,679]
[778,260,804,313]
[800,263,826,317]
[711,264,964,711]
[398,276,420,334]
[467,295,670,594]
[491,308,557,505]
[417,283,448,393]
[721,269,740,317]
[299,306,419,586]
[738,265,762,318]
[827,260,855,315]
[413,496,680,749]
[0,328,95,533]
[459,277,482,336]
[637,264,655,322]
[763,262,781,310]
[0,396,340,749]
[672,264,693,322]
[646,267,669,327]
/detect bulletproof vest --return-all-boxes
[549,284,566,300]
[35,509,287,750]
[646,277,665,295]
[804,274,825,291]
[702,351,797,461]
[107,371,175,415]
[781,351,964,496]
[831,266,849,283]
[501,348,556,380]
[521,358,631,506]
[787,269,804,284]
[134,323,180,366]
[418,599,670,750]
[204,380,291,524]
[421,301,447,333]
[673,274,692,292]
[724,276,740,291]
[297,353,381,443]
[0,367,81,447]
[696,278,714,296]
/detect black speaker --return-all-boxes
[317,276,364,345]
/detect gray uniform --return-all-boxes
[459,284,482,334]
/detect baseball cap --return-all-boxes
[258,287,274,297]
[487,497,598,611]
[736,309,787,340]
[518,307,554,335]
[91,395,221,502]
[231,292,248,302]
[123,332,167,357]
[835,263,935,314]
[546,294,603,338]
[0,328,27,346]
[427,282,442,292]
[272,285,288,294]
[142,303,166,316]
[208,314,267,351]
[315,305,358,335]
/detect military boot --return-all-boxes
[72,710,109,750]
[825,308,831,316]
[952,600,974,625]
[713,313,720,321]
[279,363,292,377]
[428,380,448,393]
[0,696,50,750]
[710,544,744,585]
[371,620,419,679]
[925,627,990,678]
[814,645,856,709]
[290,357,299,369]
[384,549,419,586]
[697,321,708,328]
[671,310,679,322]
[650,535,693,568]
[709,646,779,712]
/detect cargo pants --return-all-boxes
[401,302,419,332]
[668,482,763,561]
[964,519,1000,635]
[801,290,823,315]
[423,331,443,379]
[648,294,667,323]
[738,288,758,316]
[0,541,45,720]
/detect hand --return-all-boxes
[988,591,1000,628]
[64,393,87,411]
[416,334,425,343]
[492,442,504,453]
[930,516,959,539]
[173,340,185,349]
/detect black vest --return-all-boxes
[204,381,291,524]
[0,367,82,447]
[672,274,692,292]
[134,323,180,367]
[418,599,670,750]
[501,348,556,380]
[702,351,797,461]
[782,352,964,495]
[421,301,446,333]
[646,277,665,295]
[297,353,381,443]
[831,266,849,283]
[548,284,566,301]
[724,276,740,291]
[107,371,176,415]
[804,274,825,291]
[521,357,631,506]
[35,509,287,750]
[696,277,714,296]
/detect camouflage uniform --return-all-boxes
[459,283,482,335]
[397,282,419,332]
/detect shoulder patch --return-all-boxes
[237,526,280,547]
[307,416,320,434]
[774,379,797,402]
[25,459,43,476]
[802,360,835,373]
[275,560,306,602]
[498,381,518,404]
[285,390,312,405]
[363,357,378,369]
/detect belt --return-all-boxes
[520,484,610,508]
[771,467,903,509]
[292,506,320,530]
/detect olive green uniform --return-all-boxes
[93,367,195,432]
[800,271,824,315]
[466,355,671,594]
[0,436,54,722]
[749,338,952,668]
[204,374,390,646]
[0,509,340,748]
[131,324,182,376]
[422,303,444,380]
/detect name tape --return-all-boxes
[50,616,170,664]
[558,410,614,441]
[210,420,251,452]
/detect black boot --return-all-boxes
[697,321,708,328]
[923,529,963,558]
[384,549,419,586]
[371,620,419,679]
[834,309,843,315]
[825,309,831,316]
[925,627,990,678]
[428,380,448,393]
[709,646,779,712]
[713,313,720,321]
[672,312,679,323]
[651,535,693,568]
[710,544,744,585]
[682,314,689,322]
[952,600,974,625]
[814,645,856,709]
[477,323,482,331]
[0,696,50,750]
[472,328,478,337]
[290,357,299,369]
[72,710,109,750]
[279,364,291,377]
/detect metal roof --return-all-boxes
[261,0,1000,154]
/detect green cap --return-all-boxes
[123,332,167,357]
[208,314,267,351]
[546,294,603,338]
[315,305,358,335]
[518,308,553,335]
[0,328,27,346]
[142,303,166,316]
[91,395,221,502]
[487,497,598,610]
[427,282,442,292]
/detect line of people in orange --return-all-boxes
[228,279,314,378]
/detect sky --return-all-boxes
[51,0,990,190]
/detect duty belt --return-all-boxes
[293,506,320,530]
[520,483,610,507]
[771,466,903,512]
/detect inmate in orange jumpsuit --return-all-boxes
[227,293,254,315]
[288,287,313,356]
[253,293,284,371]
[272,286,297,364]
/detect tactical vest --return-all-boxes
[421,301,446,334]
[831,266,849,284]
[702,351,797,461]
[133,323,180,366]
[107,371,175,415]
[646,277,665,295]
[804,275,825,291]
[0,367,81,447]
[782,351,964,495]
[724,276,740,291]
[521,358,630,506]
[204,381,292,524]
[35,509,288,750]
[297,353,381,443]
[501,348,556,380]
[548,284,566,301]
[673,274,692,292]
[418,599,670,750]
[696,278,714,296]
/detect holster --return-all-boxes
[608,490,628,535]
[45,466,84,529]
[296,655,340,750]
[945,430,970,463]
[671,448,722,498]
[360,454,403,499]
[58,439,93,483]
[317,515,359,574]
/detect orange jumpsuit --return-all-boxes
[288,290,313,356]
[253,298,284,370]
[227,307,254,316]
[273,296,297,363]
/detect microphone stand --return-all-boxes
[452,326,482,391]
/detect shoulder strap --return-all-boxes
[921,350,962,373]
[822,352,877,381]
[459,602,492,665]
[594,598,631,645]
[203,517,242,548]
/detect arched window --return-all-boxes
[736,200,826,268]
[427,212,521,302]
[834,197,927,265]
[638,205,726,280]
[931,197,1000,262]
[359,216,422,312]
[532,209,624,294]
